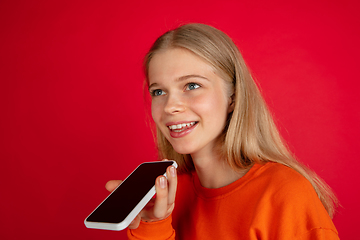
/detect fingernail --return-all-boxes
[170,166,176,177]
[160,177,166,189]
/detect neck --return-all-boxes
[191,151,249,189]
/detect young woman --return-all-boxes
[106,23,339,239]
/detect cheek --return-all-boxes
[192,92,229,121]
[151,102,159,123]
[151,101,164,126]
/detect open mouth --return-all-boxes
[167,121,198,132]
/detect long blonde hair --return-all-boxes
[144,23,338,218]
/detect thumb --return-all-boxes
[105,180,122,192]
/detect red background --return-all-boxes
[1,0,359,239]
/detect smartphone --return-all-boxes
[84,160,177,231]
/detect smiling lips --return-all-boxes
[167,121,198,138]
[168,121,196,132]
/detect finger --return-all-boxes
[128,214,141,229]
[167,166,177,205]
[153,176,169,219]
[105,180,122,192]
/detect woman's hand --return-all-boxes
[105,164,177,229]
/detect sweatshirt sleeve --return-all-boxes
[127,215,175,240]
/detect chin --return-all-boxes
[173,148,192,155]
[171,145,196,155]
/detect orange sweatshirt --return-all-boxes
[128,162,339,239]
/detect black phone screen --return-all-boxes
[86,161,174,223]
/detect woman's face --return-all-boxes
[148,48,233,158]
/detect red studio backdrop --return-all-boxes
[0,0,359,239]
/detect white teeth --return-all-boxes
[168,121,196,130]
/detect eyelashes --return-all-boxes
[150,89,165,96]
[185,82,200,91]
[150,82,201,97]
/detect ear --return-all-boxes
[227,94,235,113]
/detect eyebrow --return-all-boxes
[148,74,209,90]
[178,74,209,81]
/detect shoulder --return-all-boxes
[250,162,318,203]
[176,171,193,184]
[254,162,312,187]
[176,172,195,192]
[255,161,305,180]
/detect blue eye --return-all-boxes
[186,83,200,90]
[151,89,165,96]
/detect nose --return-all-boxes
[164,93,186,114]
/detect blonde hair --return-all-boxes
[144,23,338,218]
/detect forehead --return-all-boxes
[148,48,215,83]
